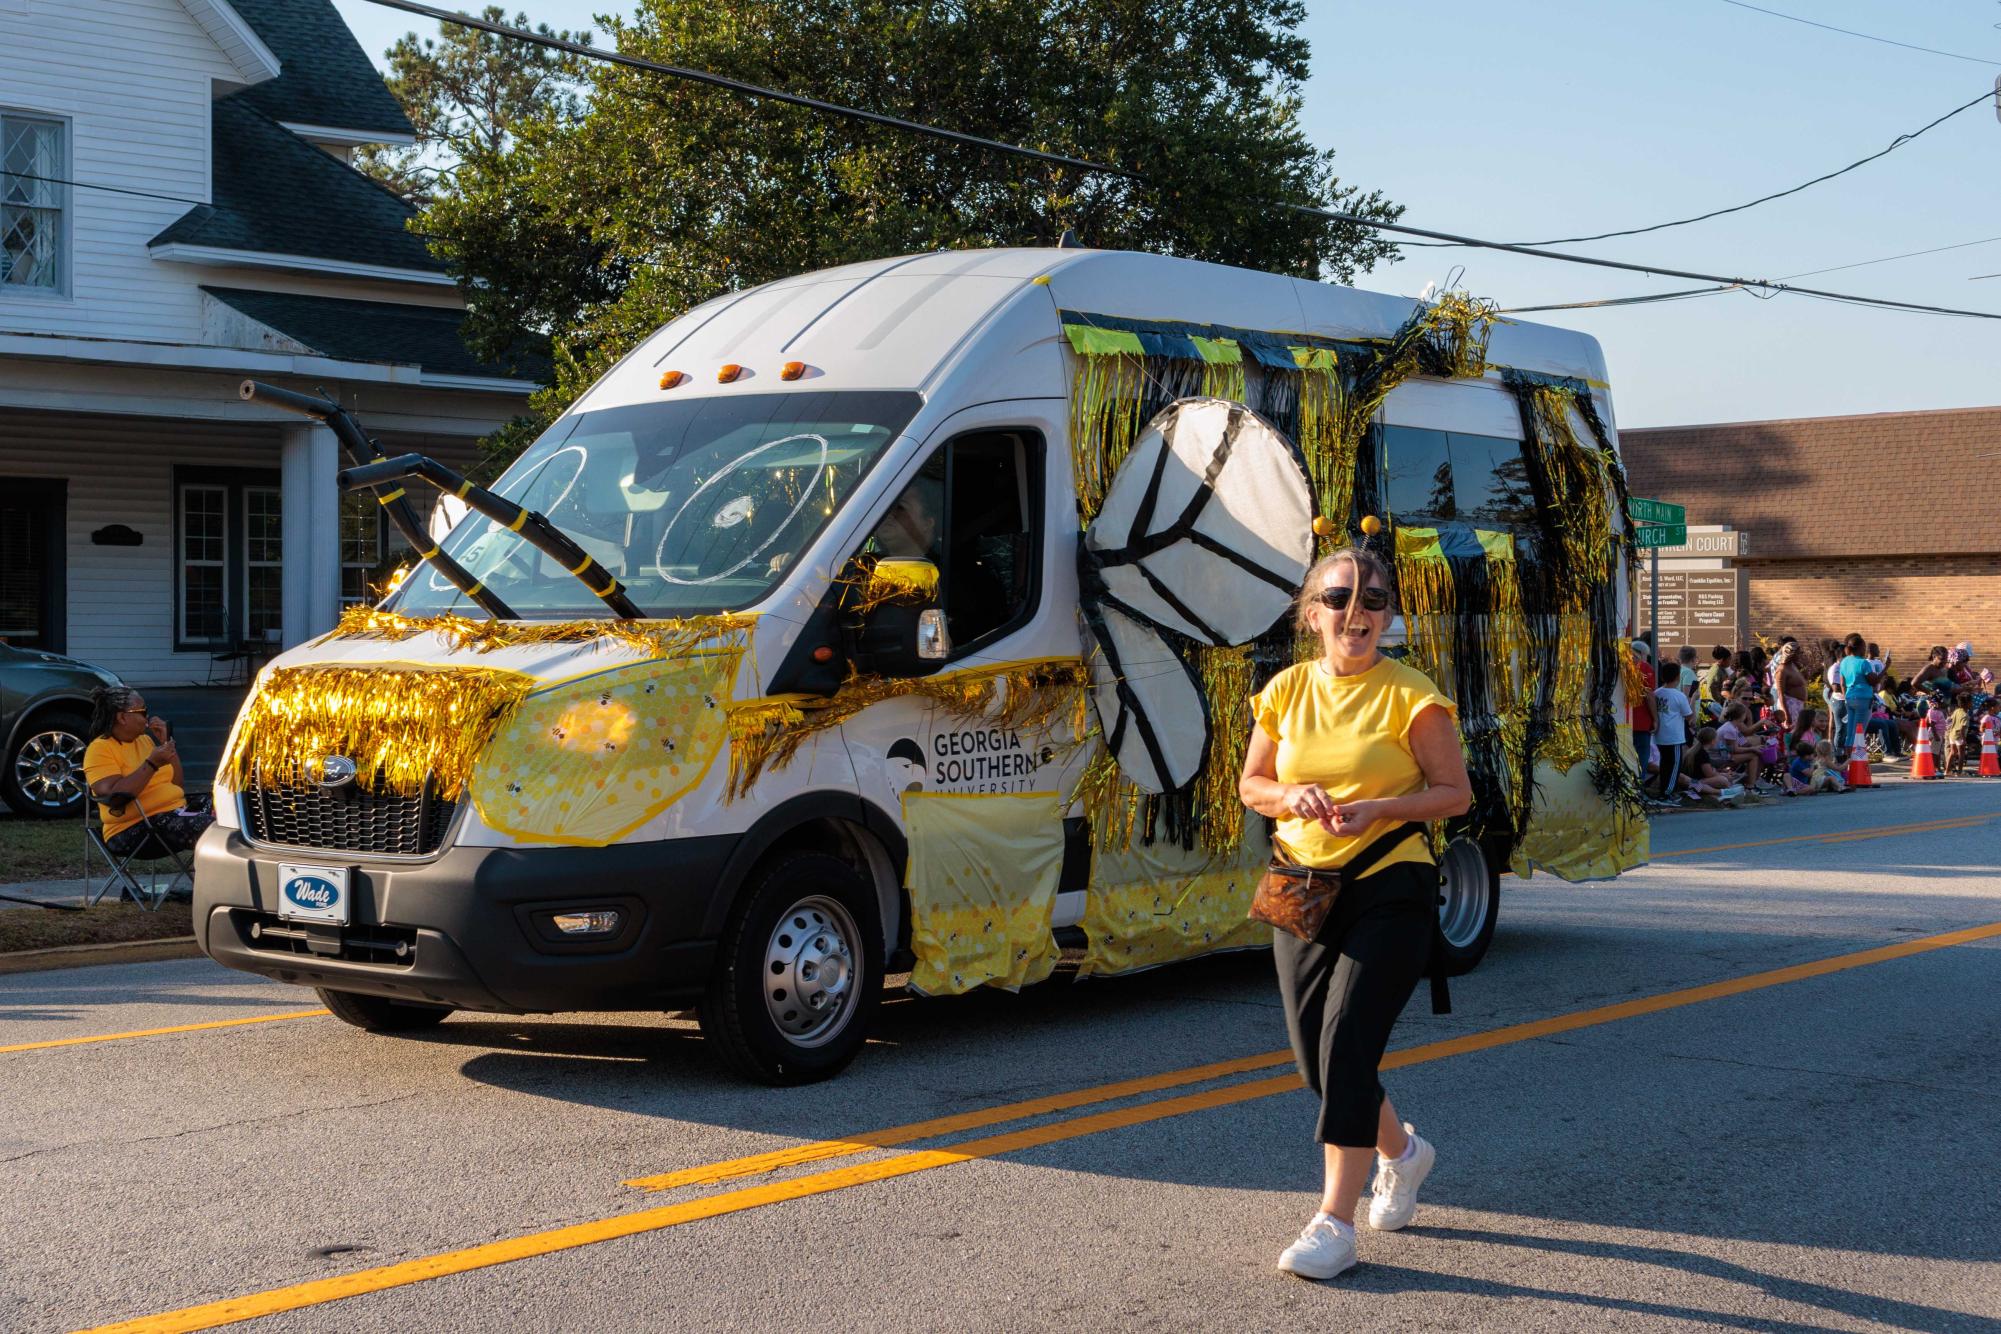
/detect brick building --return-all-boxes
[1620,407,1999,671]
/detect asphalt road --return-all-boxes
[4,780,1999,1332]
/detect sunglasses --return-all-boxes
[1317,585,1390,612]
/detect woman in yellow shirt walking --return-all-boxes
[1240,545,1472,1280]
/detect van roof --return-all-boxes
[584,247,1610,410]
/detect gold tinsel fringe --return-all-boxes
[1424,292,1501,379]
[725,658,1091,800]
[1192,645,1255,852]
[1542,611,1594,771]
[1199,359,1246,405]
[1392,529,1457,699]
[321,605,756,659]
[1521,386,1615,607]
[222,663,535,800]
[1068,352,1146,524]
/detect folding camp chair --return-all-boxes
[82,794,193,910]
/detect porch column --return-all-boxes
[279,422,341,648]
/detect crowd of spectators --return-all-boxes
[1626,634,1995,807]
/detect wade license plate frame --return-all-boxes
[275,863,352,925]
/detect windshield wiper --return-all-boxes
[239,380,514,619]
[338,452,644,619]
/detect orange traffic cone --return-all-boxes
[1980,718,2001,777]
[1847,724,1874,788]
[1911,725,1940,780]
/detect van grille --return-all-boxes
[243,777,457,858]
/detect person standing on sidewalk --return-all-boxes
[1836,634,1879,763]
[1239,545,1472,1281]
[1629,640,1656,779]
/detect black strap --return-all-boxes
[1287,821,1453,1016]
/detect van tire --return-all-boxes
[700,850,882,1086]
[315,987,454,1032]
[1436,838,1499,976]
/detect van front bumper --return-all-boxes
[191,827,734,1013]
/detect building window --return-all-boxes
[1,111,67,295]
[179,484,228,643]
[243,486,284,643]
[339,491,412,607]
[174,469,280,651]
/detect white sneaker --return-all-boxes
[1367,1125,1435,1231]
[1277,1213,1356,1279]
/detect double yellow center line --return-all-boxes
[80,916,2001,1334]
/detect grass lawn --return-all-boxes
[0,815,82,884]
[0,900,193,952]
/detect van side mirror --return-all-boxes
[846,557,947,676]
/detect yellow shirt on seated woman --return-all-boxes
[82,734,186,839]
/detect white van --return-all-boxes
[194,247,1645,1083]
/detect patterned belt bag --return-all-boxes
[1248,822,1422,942]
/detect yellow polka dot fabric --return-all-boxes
[470,651,740,846]
[1078,835,1270,977]
[904,791,1065,996]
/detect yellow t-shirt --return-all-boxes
[1251,656,1458,875]
[82,735,186,839]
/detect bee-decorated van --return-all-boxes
[193,247,1648,1084]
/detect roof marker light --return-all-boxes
[659,370,687,389]
[780,360,808,381]
[718,363,745,383]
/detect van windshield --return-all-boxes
[387,390,922,619]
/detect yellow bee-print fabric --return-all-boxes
[1078,835,1269,976]
[903,791,1065,996]
[470,651,739,846]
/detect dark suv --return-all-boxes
[0,642,121,818]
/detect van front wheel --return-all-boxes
[700,851,882,1085]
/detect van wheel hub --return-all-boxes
[764,895,859,1045]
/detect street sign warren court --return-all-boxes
[1629,497,1686,525]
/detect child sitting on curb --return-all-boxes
[1810,739,1848,793]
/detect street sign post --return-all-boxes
[1628,499,1688,660]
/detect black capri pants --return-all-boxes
[1273,859,1435,1147]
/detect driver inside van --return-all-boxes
[866,476,942,561]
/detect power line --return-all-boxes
[355,0,2001,323]
[1783,234,2001,280]
[1714,0,2001,67]
[1406,87,1994,249]
[1,170,209,209]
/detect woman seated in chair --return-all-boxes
[82,686,214,859]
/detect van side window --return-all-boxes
[1382,426,1533,528]
[866,429,1042,658]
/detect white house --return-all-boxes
[0,0,540,686]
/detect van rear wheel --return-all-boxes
[1436,839,1500,976]
[315,987,454,1032]
[700,850,881,1086]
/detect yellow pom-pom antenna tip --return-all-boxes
[1311,515,1336,537]
[1360,514,1383,536]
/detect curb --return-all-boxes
[0,936,201,975]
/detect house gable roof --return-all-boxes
[203,286,551,383]
[217,0,413,140]
[177,0,283,87]
[150,99,443,276]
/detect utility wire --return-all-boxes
[1504,234,2001,313]
[355,0,2001,322]
[1,170,210,209]
[1407,87,1995,249]
[1714,0,2001,67]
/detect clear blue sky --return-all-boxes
[333,0,2001,428]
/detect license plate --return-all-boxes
[276,864,351,925]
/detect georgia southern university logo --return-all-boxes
[283,873,341,913]
[891,729,1058,795]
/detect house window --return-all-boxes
[339,491,413,607]
[243,486,284,643]
[0,477,65,650]
[174,468,280,650]
[1,112,67,295]
[179,484,228,643]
